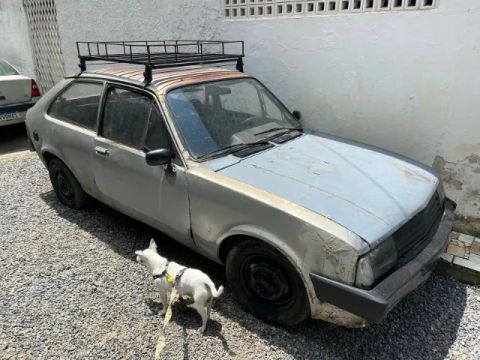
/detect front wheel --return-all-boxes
[226,240,310,326]
[48,159,88,209]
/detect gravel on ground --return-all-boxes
[1,155,479,360]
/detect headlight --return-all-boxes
[355,237,397,289]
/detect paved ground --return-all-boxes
[1,155,479,359]
[438,232,480,285]
[0,123,29,156]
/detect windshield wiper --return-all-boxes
[254,127,302,137]
[197,141,270,160]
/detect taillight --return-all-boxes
[31,79,41,97]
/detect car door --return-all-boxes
[45,80,104,195]
[92,84,192,246]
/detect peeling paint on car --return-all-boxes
[186,165,368,326]
[394,161,437,184]
[219,133,439,246]
[310,301,368,328]
[299,226,359,284]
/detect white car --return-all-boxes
[0,59,41,127]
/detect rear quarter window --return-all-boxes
[0,60,19,76]
[48,81,103,131]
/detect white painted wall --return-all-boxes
[0,0,35,78]
[55,0,480,220]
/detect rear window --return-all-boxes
[0,60,19,76]
[48,81,103,131]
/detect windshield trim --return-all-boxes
[163,76,302,162]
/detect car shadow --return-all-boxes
[0,123,29,156]
[40,190,467,359]
[217,276,468,359]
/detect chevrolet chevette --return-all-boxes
[25,40,455,328]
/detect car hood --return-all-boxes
[216,133,439,246]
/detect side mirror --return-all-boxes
[145,148,172,166]
[292,110,302,121]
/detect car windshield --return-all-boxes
[166,78,300,159]
[0,60,19,76]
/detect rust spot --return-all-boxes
[314,137,327,145]
[86,65,248,94]
[395,162,434,183]
[249,163,390,225]
[305,161,335,175]
[156,71,248,94]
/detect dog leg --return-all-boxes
[159,288,168,316]
[194,303,208,334]
[207,296,213,319]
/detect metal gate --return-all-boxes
[23,0,65,93]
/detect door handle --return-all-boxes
[95,146,110,157]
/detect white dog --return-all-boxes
[135,239,224,333]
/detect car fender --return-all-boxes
[39,144,62,163]
[40,144,86,189]
[217,223,319,304]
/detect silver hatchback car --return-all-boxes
[26,47,455,328]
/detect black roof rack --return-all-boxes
[76,40,245,83]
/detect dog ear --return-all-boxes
[149,238,157,250]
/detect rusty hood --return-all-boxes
[216,133,440,246]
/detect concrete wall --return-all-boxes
[0,0,35,78]
[55,0,480,222]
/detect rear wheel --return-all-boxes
[48,159,88,209]
[226,239,310,326]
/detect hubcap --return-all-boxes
[246,260,290,302]
[57,172,73,199]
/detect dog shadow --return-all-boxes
[145,298,236,357]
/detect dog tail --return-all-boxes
[206,280,224,299]
[213,285,224,298]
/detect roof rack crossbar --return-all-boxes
[77,40,245,83]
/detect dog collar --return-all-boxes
[152,271,166,281]
[152,262,187,286]
[152,261,169,280]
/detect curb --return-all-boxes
[435,232,480,285]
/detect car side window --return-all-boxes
[48,81,103,131]
[144,105,171,151]
[102,87,152,149]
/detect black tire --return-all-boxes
[48,158,88,209]
[226,239,310,326]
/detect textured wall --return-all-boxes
[0,0,35,78]
[55,0,480,221]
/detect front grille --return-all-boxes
[393,192,444,267]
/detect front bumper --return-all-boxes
[309,198,455,324]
